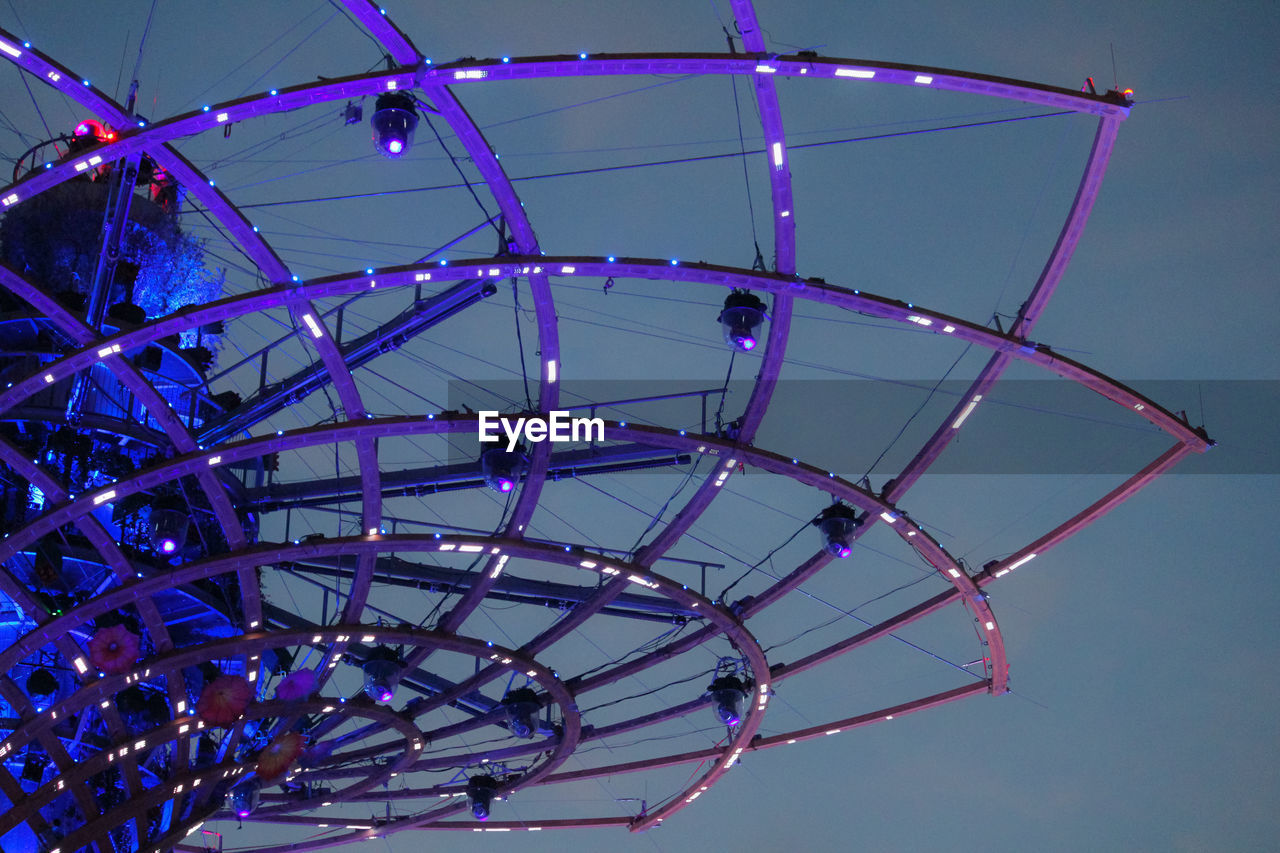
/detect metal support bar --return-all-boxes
[197,278,495,444]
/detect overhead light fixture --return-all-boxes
[229,779,261,818]
[149,495,190,556]
[371,91,418,159]
[480,446,528,494]
[361,646,404,704]
[707,674,748,727]
[812,503,861,558]
[501,687,541,739]
[718,290,768,352]
[467,775,499,821]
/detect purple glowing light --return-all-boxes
[738,336,757,351]
[837,546,852,559]
[376,688,393,703]
[498,479,514,493]
[236,809,250,819]
[159,538,178,554]
[372,93,418,159]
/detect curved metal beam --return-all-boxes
[0,41,1129,224]
[886,115,1124,503]
[0,257,1209,451]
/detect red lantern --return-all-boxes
[255,731,305,781]
[88,624,141,675]
[196,674,253,726]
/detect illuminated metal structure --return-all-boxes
[0,2,1212,851]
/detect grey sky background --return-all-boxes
[1,2,1276,851]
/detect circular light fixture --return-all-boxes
[707,674,748,727]
[718,290,768,352]
[813,503,861,559]
[371,92,418,159]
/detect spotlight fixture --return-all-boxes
[480,445,527,494]
[361,646,404,704]
[813,503,861,558]
[229,779,261,818]
[148,495,189,556]
[707,674,748,727]
[466,775,498,821]
[718,289,768,352]
[501,687,541,739]
[370,91,418,159]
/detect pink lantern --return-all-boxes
[255,731,305,781]
[196,674,253,726]
[274,669,317,702]
[88,624,141,675]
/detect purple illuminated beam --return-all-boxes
[0,28,385,655]
[0,266,218,823]
[0,262,249,626]
[310,587,988,780]
[0,414,1002,705]
[0,273,1203,695]
[257,683,988,831]
[426,53,1130,116]
[537,681,988,789]
[1,527,981,840]
[886,116,1124,504]
[0,271,254,807]
[0,533,756,701]
[333,4,563,647]
[0,531,767,834]
[731,0,797,273]
[0,258,1210,450]
[618,5,804,582]
[0,38,299,636]
[288,300,382,611]
[0,687,422,838]
[341,0,422,65]
[316,9,416,641]
[16,692,423,852]
[721,0,796,439]
[0,30,292,282]
[0,258,1197,711]
[415,85,561,642]
[0,41,1129,221]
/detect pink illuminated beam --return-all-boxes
[886,116,1125,504]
